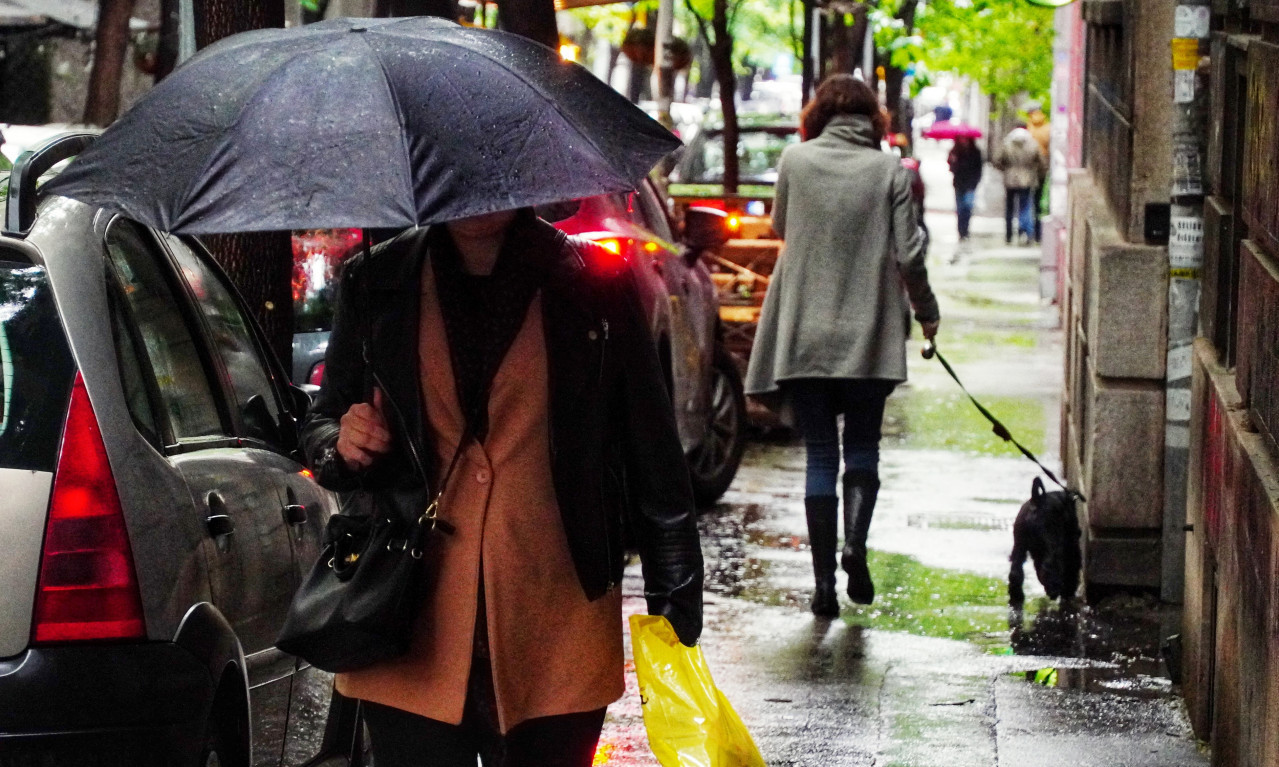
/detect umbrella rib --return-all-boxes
[392,29,618,180]
[171,42,341,230]
[359,33,417,224]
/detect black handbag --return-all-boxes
[276,357,474,673]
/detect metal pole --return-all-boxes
[1162,0,1211,604]
[652,0,676,130]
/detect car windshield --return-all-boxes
[293,229,362,333]
[682,128,799,185]
[0,261,74,471]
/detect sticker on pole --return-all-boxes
[1174,5,1211,38]
[1169,217,1204,270]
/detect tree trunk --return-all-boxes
[193,0,294,370]
[829,9,852,75]
[375,0,459,18]
[883,0,916,142]
[847,4,869,76]
[83,0,137,126]
[710,0,737,195]
[497,0,559,50]
[155,0,180,82]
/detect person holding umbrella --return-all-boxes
[308,205,702,766]
[46,17,702,766]
[744,75,940,617]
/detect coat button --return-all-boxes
[475,469,491,484]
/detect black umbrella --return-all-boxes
[44,17,680,234]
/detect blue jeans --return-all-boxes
[1005,187,1034,242]
[956,188,977,238]
[787,378,897,498]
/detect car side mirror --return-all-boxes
[289,383,315,415]
[535,199,582,223]
[243,393,285,446]
[683,206,730,259]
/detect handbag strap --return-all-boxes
[355,228,494,536]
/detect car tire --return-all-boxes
[198,725,233,767]
[687,345,747,507]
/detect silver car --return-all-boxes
[0,135,361,765]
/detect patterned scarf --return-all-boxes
[429,212,545,443]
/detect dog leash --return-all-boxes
[921,340,1086,501]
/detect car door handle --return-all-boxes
[283,504,308,526]
[206,514,236,538]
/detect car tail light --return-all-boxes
[32,373,145,644]
[726,216,741,233]
[596,238,624,254]
[308,360,326,387]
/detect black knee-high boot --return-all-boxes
[805,496,840,617]
[841,471,880,604]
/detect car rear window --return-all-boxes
[293,229,362,333]
[682,128,799,185]
[0,261,74,472]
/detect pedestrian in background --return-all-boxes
[301,209,703,766]
[948,136,983,246]
[1026,103,1052,242]
[744,74,940,617]
[992,121,1047,245]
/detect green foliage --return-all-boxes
[566,0,800,69]
[914,0,1055,106]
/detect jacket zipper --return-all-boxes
[598,317,616,591]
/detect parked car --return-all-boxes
[0,134,363,765]
[290,178,747,506]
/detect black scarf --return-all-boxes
[429,212,545,443]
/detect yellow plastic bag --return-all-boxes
[629,615,767,767]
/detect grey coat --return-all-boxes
[744,114,939,407]
[992,128,1047,189]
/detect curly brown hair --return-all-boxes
[799,74,887,142]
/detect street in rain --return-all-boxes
[0,0,1268,766]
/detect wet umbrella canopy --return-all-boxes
[44,17,681,234]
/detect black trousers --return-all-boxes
[363,700,606,767]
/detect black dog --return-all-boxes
[1009,477,1082,611]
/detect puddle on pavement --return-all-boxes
[1019,657,1173,699]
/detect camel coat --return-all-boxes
[334,262,625,733]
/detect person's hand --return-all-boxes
[921,320,940,341]
[337,388,392,470]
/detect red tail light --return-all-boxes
[308,360,326,387]
[32,373,145,643]
[596,238,624,255]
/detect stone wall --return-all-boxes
[1062,170,1168,590]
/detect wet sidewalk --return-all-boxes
[596,142,1209,766]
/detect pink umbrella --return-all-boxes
[922,120,983,139]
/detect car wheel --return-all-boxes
[687,345,746,506]
[199,724,232,767]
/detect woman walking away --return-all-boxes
[744,75,940,617]
[301,209,703,765]
[948,136,983,245]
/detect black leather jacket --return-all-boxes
[299,218,704,645]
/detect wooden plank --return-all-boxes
[1242,41,1279,258]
